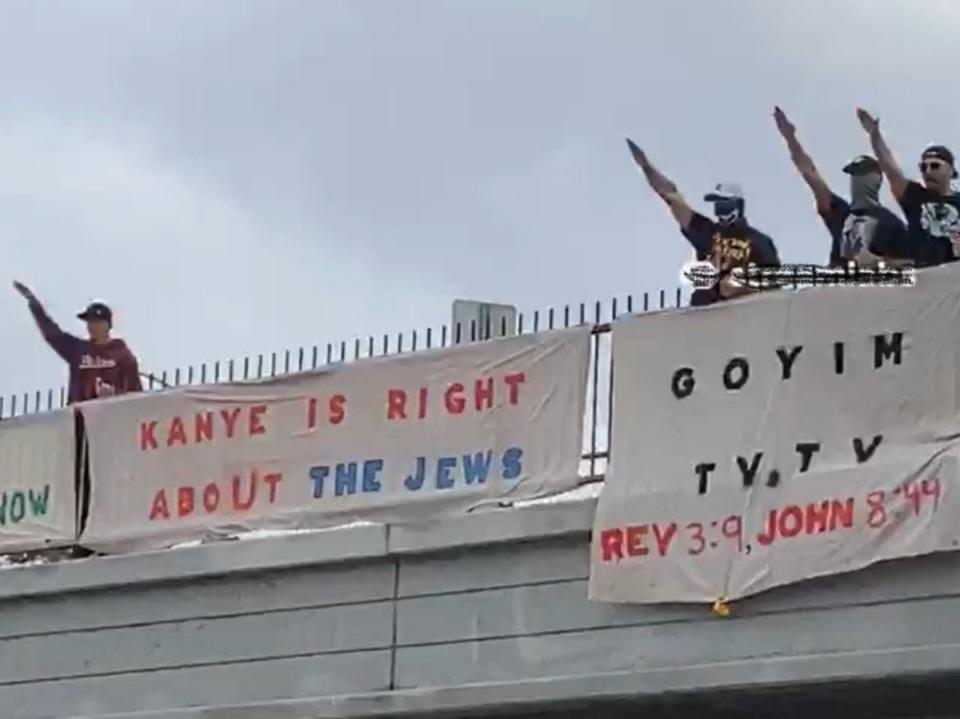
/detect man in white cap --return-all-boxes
[626,139,780,306]
[774,107,909,267]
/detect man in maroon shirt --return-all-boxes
[13,281,143,404]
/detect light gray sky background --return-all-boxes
[2,0,959,397]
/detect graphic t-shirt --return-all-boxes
[29,302,143,404]
[682,213,780,306]
[897,181,960,266]
[820,194,909,266]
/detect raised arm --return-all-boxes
[626,139,694,231]
[773,107,833,214]
[857,108,909,201]
[13,281,80,362]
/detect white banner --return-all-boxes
[0,409,76,552]
[82,327,590,550]
[590,264,960,604]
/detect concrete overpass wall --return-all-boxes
[2,498,960,719]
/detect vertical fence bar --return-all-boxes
[643,292,649,311]
[175,368,182,386]
[412,330,418,352]
[227,361,234,382]
[299,347,305,372]
[0,396,5,420]
[312,345,319,369]
[627,295,634,313]
[426,327,433,349]
[590,301,601,478]
[284,350,291,375]
[455,323,462,345]
[47,389,54,412]
[161,371,169,389]
[676,287,682,307]
[368,336,375,357]
[201,364,207,384]
[398,333,404,354]
[256,355,264,379]
[326,344,333,365]
[340,341,346,362]
[60,387,66,408]
[382,334,389,355]
[270,353,277,377]
[484,312,491,341]
[518,313,524,335]
[354,338,361,360]
[214,361,222,383]
[34,391,41,414]
[659,289,666,308]
[11,395,17,417]
[548,308,554,330]
[533,311,540,333]
[441,325,448,347]
[242,358,249,381]
[470,321,476,343]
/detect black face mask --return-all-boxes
[713,200,743,226]
[849,172,881,211]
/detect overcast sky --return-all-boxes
[2,0,959,398]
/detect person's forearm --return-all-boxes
[866,127,908,199]
[786,135,816,176]
[643,164,677,198]
[28,300,60,341]
[26,299,76,360]
[867,128,896,175]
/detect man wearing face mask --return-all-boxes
[627,139,780,306]
[774,107,909,267]
[857,108,960,266]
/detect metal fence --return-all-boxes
[1,287,687,481]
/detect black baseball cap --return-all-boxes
[842,155,881,175]
[77,302,113,323]
[922,145,958,177]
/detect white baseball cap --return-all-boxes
[703,182,744,202]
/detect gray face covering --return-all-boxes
[850,172,881,211]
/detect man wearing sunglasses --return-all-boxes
[626,139,780,306]
[774,107,909,267]
[857,108,960,265]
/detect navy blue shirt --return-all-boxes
[897,181,960,266]
[820,194,909,266]
[682,213,780,306]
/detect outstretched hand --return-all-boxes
[857,108,880,135]
[625,138,650,169]
[773,106,795,138]
[12,280,36,303]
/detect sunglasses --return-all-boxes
[920,160,947,173]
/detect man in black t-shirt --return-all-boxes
[774,107,909,267]
[858,108,960,266]
[627,139,780,306]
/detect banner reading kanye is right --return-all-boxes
[82,326,589,551]
[590,264,960,604]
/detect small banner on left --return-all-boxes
[80,326,591,550]
[0,409,77,552]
